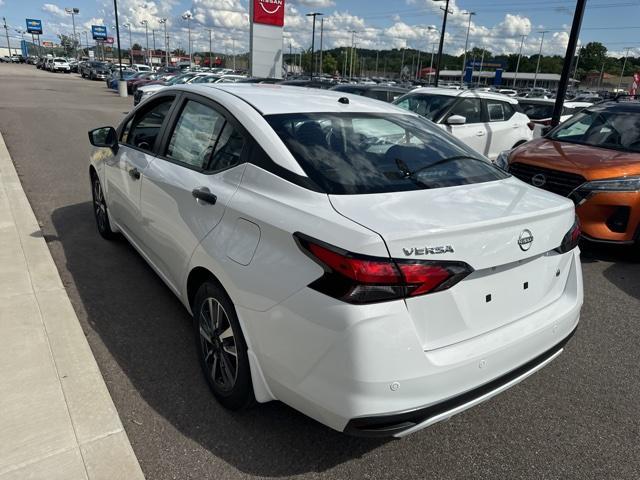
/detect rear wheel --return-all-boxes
[193,281,254,410]
[90,173,117,240]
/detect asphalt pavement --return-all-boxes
[0,63,639,480]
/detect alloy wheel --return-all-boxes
[198,297,238,392]
[92,178,108,233]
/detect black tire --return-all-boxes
[193,281,255,410]
[90,173,118,240]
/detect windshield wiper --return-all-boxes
[395,155,487,181]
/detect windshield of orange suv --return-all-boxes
[549,107,640,153]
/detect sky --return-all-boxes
[1,0,639,58]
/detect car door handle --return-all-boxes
[192,188,217,205]
[476,131,486,136]
[128,167,141,180]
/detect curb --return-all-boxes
[0,132,145,479]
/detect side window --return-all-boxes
[208,123,246,172]
[120,116,134,143]
[449,98,482,123]
[126,98,174,152]
[486,100,506,122]
[366,90,389,102]
[166,100,225,169]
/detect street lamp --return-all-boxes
[64,7,80,60]
[123,23,133,65]
[159,18,168,66]
[205,28,214,68]
[513,35,526,87]
[140,20,149,66]
[533,30,549,89]
[305,12,323,79]
[182,12,192,67]
[460,11,475,85]
[433,0,452,87]
[112,0,126,97]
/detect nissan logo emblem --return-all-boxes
[518,229,534,251]
[259,0,283,14]
[532,173,546,187]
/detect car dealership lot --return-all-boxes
[1,63,639,479]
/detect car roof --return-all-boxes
[407,87,518,103]
[332,84,408,92]
[176,83,414,115]
[590,100,640,113]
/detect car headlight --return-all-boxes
[579,176,640,192]
[494,150,511,171]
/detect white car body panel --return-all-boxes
[89,84,582,437]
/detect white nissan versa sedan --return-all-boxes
[88,84,583,437]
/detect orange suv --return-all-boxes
[501,100,640,245]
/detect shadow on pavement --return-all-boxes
[50,201,387,477]
[577,241,639,300]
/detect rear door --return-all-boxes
[140,93,248,288]
[485,99,522,158]
[442,97,489,156]
[105,94,175,246]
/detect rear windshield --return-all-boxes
[392,94,457,121]
[266,113,508,194]
[549,108,640,153]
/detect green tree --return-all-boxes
[578,42,608,73]
[322,52,338,75]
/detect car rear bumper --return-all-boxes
[345,326,576,437]
[576,191,640,244]
[240,249,583,435]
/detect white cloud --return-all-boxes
[42,3,67,18]
[293,0,336,7]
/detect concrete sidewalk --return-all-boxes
[0,132,144,479]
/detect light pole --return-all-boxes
[112,0,126,97]
[140,20,149,66]
[123,23,133,65]
[572,41,582,89]
[64,8,80,60]
[476,46,485,87]
[349,30,356,80]
[428,42,437,85]
[319,17,324,76]
[2,17,11,57]
[182,12,192,67]
[433,0,452,87]
[159,18,168,66]
[513,34,526,87]
[461,11,476,85]
[533,30,549,89]
[83,31,89,57]
[306,12,323,79]
[205,28,213,68]
[618,47,632,91]
[152,29,156,66]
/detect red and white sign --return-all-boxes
[253,0,285,27]
[105,37,114,45]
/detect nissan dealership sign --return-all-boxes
[249,0,285,78]
[253,0,285,27]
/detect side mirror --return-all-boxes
[88,126,118,153]
[446,115,466,125]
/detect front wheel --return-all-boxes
[91,173,117,240]
[193,281,254,410]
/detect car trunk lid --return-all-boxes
[329,177,576,350]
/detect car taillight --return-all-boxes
[555,216,581,253]
[295,233,473,304]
